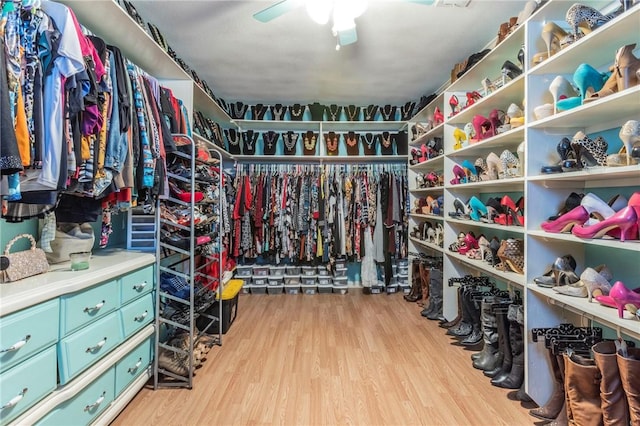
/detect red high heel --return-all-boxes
[609,281,640,318]
[169,181,204,203]
[466,91,482,108]
[488,109,506,135]
[458,232,479,255]
[471,115,492,142]
[420,144,429,162]
[433,107,444,125]
[449,95,459,117]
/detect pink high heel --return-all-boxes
[458,232,479,255]
[450,164,467,185]
[471,115,493,142]
[541,206,589,233]
[595,287,640,309]
[609,281,640,318]
[571,206,638,242]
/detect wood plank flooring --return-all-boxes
[112,292,536,425]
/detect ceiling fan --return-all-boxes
[253,0,439,49]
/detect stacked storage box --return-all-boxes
[251,265,269,294]
[236,265,253,293]
[397,259,411,294]
[317,265,332,293]
[332,259,348,294]
[267,266,285,294]
[301,266,317,294]
[284,265,301,294]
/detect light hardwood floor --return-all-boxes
[112,291,537,425]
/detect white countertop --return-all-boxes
[0,249,155,316]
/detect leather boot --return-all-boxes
[530,351,566,420]
[564,352,603,426]
[461,294,483,345]
[404,259,422,302]
[592,341,629,426]
[484,307,510,378]
[425,268,444,321]
[493,304,524,389]
[417,261,430,307]
[439,286,462,328]
[473,297,501,370]
[618,346,640,425]
[447,287,473,337]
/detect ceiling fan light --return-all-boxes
[306,0,332,25]
[332,2,357,32]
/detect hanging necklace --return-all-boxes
[401,102,415,120]
[284,132,298,151]
[264,131,278,149]
[345,132,358,147]
[381,132,391,148]
[364,133,375,149]
[327,104,341,121]
[252,104,267,120]
[364,105,378,121]
[345,105,360,121]
[381,105,396,121]
[290,104,304,120]
[230,102,247,119]
[243,131,256,149]
[325,132,338,153]
[226,130,240,146]
[304,133,317,150]
[271,104,285,120]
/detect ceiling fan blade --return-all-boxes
[338,27,358,46]
[253,0,304,23]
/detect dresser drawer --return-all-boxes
[36,367,115,426]
[0,346,57,424]
[58,311,122,384]
[115,336,154,396]
[120,293,155,339]
[120,265,154,305]
[0,299,59,373]
[59,279,119,337]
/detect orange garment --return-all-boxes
[15,86,30,166]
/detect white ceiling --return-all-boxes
[131,0,529,106]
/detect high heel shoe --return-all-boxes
[571,207,639,242]
[489,237,501,267]
[477,235,491,262]
[517,44,525,70]
[458,232,479,255]
[506,103,524,128]
[500,149,521,178]
[541,22,568,59]
[450,164,467,185]
[488,109,507,135]
[496,238,524,274]
[482,77,496,96]
[433,107,444,125]
[565,3,614,38]
[485,152,503,180]
[453,127,467,150]
[609,280,640,318]
[449,95,460,116]
[585,43,640,103]
[466,91,482,108]
[541,205,589,233]
[448,231,467,252]
[556,63,608,112]
[448,197,470,220]
[502,60,523,80]
[549,75,577,114]
[571,131,608,167]
[581,265,613,302]
[462,160,479,182]
[469,196,488,221]
[534,254,579,288]
[617,120,640,166]
[472,115,493,141]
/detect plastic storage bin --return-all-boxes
[301,266,316,276]
[317,266,330,276]
[317,276,331,286]
[267,285,283,294]
[301,275,317,286]
[301,284,317,295]
[317,284,332,293]
[270,266,286,276]
[236,265,252,277]
[197,279,242,334]
[334,259,346,269]
[251,284,267,294]
[268,276,284,286]
[284,274,301,285]
[285,266,301,275]
[253,265,269,277]
[334,267,347,278]
[284,284,300,294]
[252,276,268,286]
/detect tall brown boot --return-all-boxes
[548,355,569,426]
[618,346,640,425]
[439,286,462,328]
[563,352,603,426]
[530,351,566,421]
[592,341,629,426]
[404,260,422,302]
[417,261,430,307]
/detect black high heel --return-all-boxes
[489,237,501,267]
[501,60,523,80]
[517,44,525,69]
[571,132,608,168]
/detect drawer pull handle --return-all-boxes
[86,338,107,353]
[0,335,31,353]
[134,311,148,322]
[128,357,143,373]
[133,281,148,291]
[84,391,106,412]
[84,301,106,313]
[1,388,28,410]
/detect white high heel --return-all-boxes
[549,75,577,114]
[516,141,525,176]
[619,120,640,166]
[580,192,627,226]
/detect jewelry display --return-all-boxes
[395,130,408,155]
[242,130,258,155]
[345,105,361,121]
[290,103,305,121]
[270,104,286,121]
[401,101,416,120]
[363,133,379,156]
[325,131,339,156]
[344,131,360,156]
[364,104,378,121]
[309,102,325,121]
[217,98,229,115]
[229,101,248,119]
[381,131,393,155]
[380,105,397,121]
[224,128,241,155]
[283,131,299,155]
[326,104,342,121]
[303,130,318,156]
[251,103,267,120]
[263,131,279,155]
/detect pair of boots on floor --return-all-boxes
[530,341,640,426]
[405,258,443,320]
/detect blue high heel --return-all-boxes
[469,196,488,221]
[432,195,444,216]
[556,64,609,112]
[462,160,479,182]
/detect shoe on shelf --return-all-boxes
[534,254,579,288]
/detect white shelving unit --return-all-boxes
[406,0,640,410]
